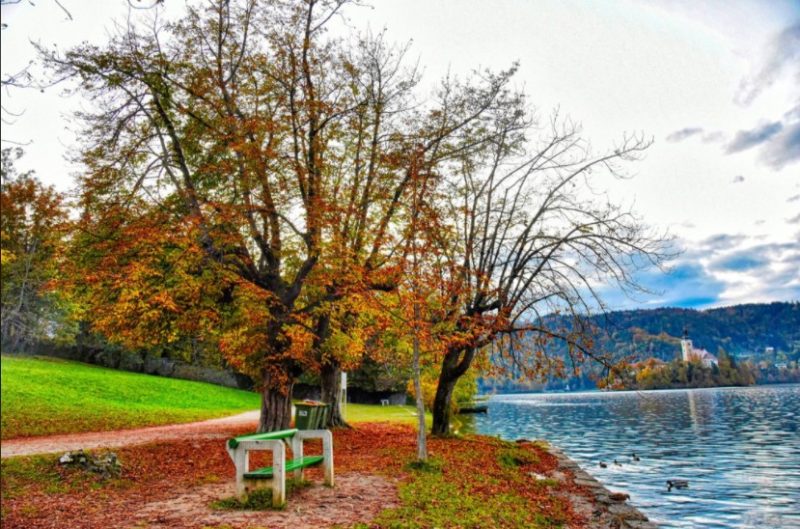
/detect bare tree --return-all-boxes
[423,103,674,434]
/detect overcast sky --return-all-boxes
[1,0,798,311]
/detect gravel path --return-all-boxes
[0,410,260,458]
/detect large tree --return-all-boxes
[44,0,365,431]
[44,0,516,431]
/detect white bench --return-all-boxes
[225,428,334,507]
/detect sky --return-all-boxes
[1,0,798,311]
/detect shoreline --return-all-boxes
[545,443,659,529]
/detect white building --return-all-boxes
[680,329,718,367]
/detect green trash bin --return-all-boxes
[295,401,331,429]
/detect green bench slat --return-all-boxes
[243,456,324,479]
[228,428,298,449]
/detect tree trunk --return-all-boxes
[431,368,458,436]
[320,357,350,427]
[412,312,427,460]
[312,311,350,428]
[258,366,294,432]
[431,346,476,436]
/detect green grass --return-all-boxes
[210,478,312,511]
[343,403,429,425]
[1,356,261,439]
[0,355,432,439]
[497,446,540,469]
[356,455,565,529]
[0,452,128,500]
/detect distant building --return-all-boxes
[680,328,718,367]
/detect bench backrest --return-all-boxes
[228,428,298,449]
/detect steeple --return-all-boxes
[681,326,692,362]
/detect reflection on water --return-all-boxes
[472,384,800,529]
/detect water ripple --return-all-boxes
[473,384,800,529]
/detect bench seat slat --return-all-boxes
[228,428,298,449]
[243,455,324,479]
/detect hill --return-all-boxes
[482,302,800,392]
[579,301,799,362]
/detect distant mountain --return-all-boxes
[580,303,800,361]
[481,302,800,392]
[576,301,800,362]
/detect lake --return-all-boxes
[471,384,800,529]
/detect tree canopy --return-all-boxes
[40,0,672,433]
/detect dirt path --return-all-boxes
[133,472,398,529]
[0,410,260,458]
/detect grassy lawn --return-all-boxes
[1,355,431,439]
[0,356,261,439]
[344,402,425,425]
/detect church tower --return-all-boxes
[680,327,693,362]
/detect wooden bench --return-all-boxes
[226,428,334,507]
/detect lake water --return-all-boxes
[470,384,800,529]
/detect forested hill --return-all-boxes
[581,302,799,361]
[482,302,799,393]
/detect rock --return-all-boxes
[623,521,659,529]
[594,493,611,504]
[575,477,600,487]
[58,450,121,478]
[59,450,89,466]
[609,503,648,520]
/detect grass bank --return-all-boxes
[1,355,427,439]
[0,356,261,439]
[344,402,426,425]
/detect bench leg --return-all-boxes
[271,441,286,508]
[295,430,335,488]
[232,447,249,498]
[291,436,304,481]
[322,430,334,487]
